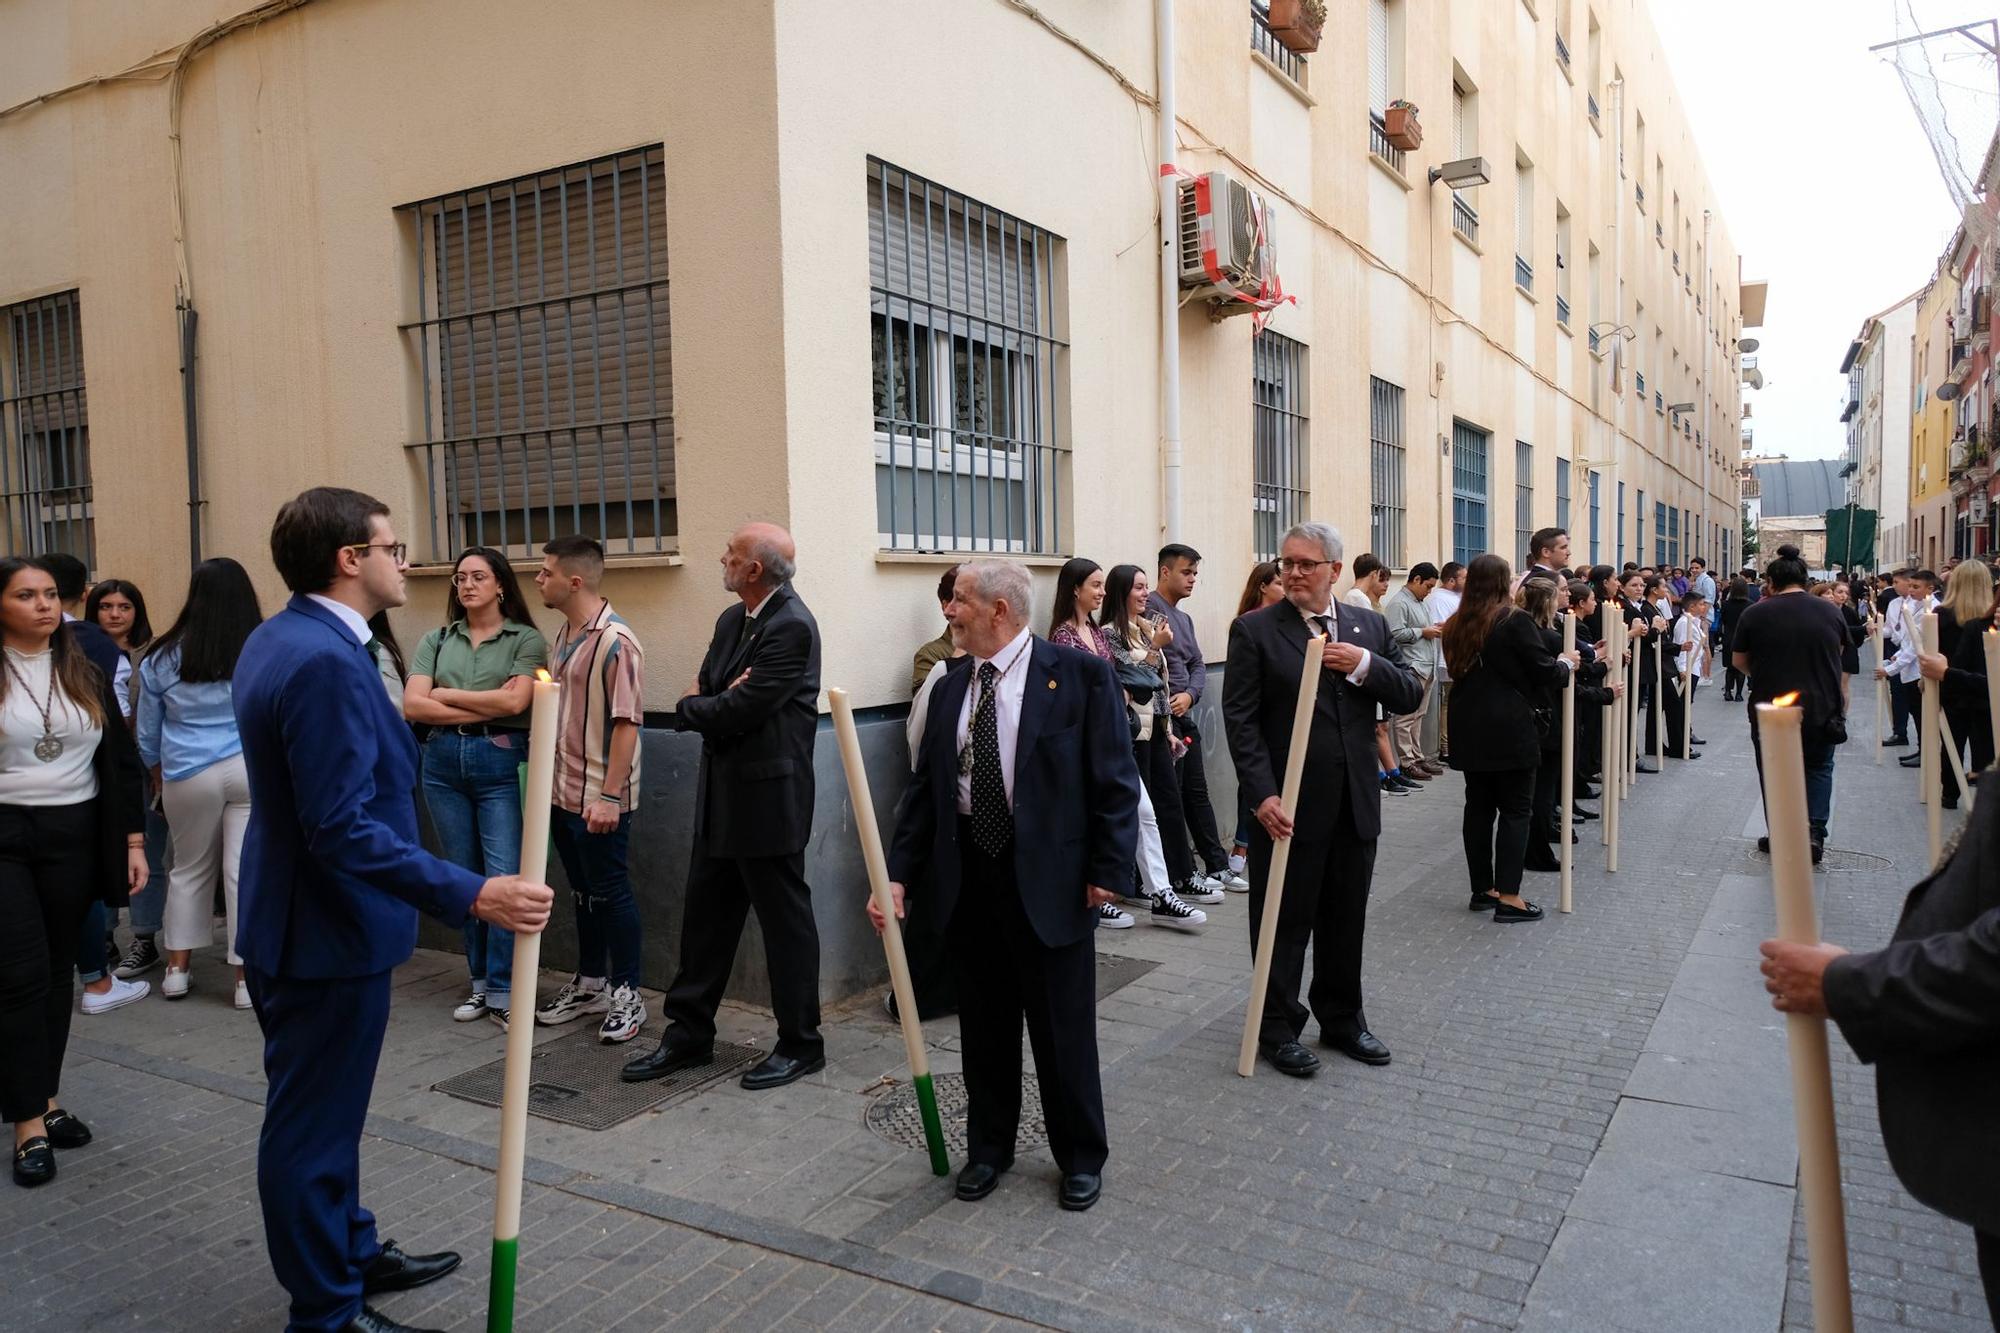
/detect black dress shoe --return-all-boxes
[12,1137,54,1187]
[41,1108,91,1150]
[1468,891,1500,911]
[1757,836,1771,853]
[1523,854,1562,873]
[1572,804,1597,821]
[740,1052,825,1090]
[339,1306,445,1333]
[362,1241,461,1295]
[1321,1029,1392,1066]
[955,1157,1013,1201]
[1882,734,1909,747]
[1691,736,1707,746]
[1059,1173,1102,1212]
[620,1039,713,1083]
[1899,754,1924,768]
[1579,784,1601,799]
[1260,1040,1320,1077]
[1493,900,1545,923]
[1811,840,1825,866]
[1664,750,1702,761]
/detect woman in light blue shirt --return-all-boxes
[136,558,264,1009]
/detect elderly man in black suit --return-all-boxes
[1224,521,1424,1079]
[1760,770,2000,1323]
[623,522,826,1091]
[879,559,1140,1212]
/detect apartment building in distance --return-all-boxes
[1840,290,1920,569]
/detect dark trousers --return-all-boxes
[551,809,643,988]
[1134,729,1193,889]
[662,840,823,1060]
[1890,674,1918,740]
[1662,673,1693,758]
[1172,716,1230,873]
[1462,767,1535,897]
[1979,1229,1999,1326]
[0,802,97,1123]
[1245,780,1374,1046]
[1637,680,1661,757]
[950,832,1106,1174]
[246,967,390,1332]
[1941,707,1994,805]
[1578,697,1603,783]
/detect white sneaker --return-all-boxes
[81,976,150,1014]
[1211,868,1250,893]
[452,990,489,1022]
[234,980,253,1010]
[160,966,191,1000]
[1227,851,1247,876]
[1149,889,1208,930]
[598,984,646,1044]
[535,975,609,1026]
[1181,876,1227,904]
[1095,902,1135,929]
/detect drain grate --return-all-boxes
[1739,846,1895,875]
[1096,952,1161,1000]
[432,1024,762,1131]
[866,1072,1048,1155]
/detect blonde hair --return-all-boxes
[1940,559,1995,625]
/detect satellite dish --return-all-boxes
[1737,337,1760,354]
[1937,382,1961,401]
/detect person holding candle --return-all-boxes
[1916,559,1996,808]
[1620,571,1667,773]
[1663,590,1710,761]
[1732,545,1847,865]
[90,577,170,983]
[1881,569,1938,763]
[233,488,554,1333]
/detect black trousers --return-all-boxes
[0,802,97,1124]
[1462,767,1535,897]
[950,831,1106,1175]
[1245,779,1375,1047]
[1890,674,1918,740]
[1979,1229,1999,1327]
[1941,705,1994,805]
[662,840,824,1060]
[1172,716,1230,873]
[1531,748,1562,843]
[1723,660,1747,697]
[1134,728,1193,889]
[1662,674,1694,758]
[1637,679,1661,757]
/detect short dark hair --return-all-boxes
[1528,527,1567,562]
[543,534,606,584]
[935,563,961,607]
[269,487,389,595]
[1352,553,1385,580]
[1623,562,1640,573]
[1689,557,1706,570]
[32,552,89,602]
[1914,568,1939,588]
[1408,561,1440,582]
[1438,561,1466,582]
[1567,579,1594,605]
[1157,543,1202,570]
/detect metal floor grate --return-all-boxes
[432,1024,763,1131]
[866,1072,1047,1156]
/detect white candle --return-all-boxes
[1604,613,1622,869]
[1922,612,1941,866]
[1874,624,1888,768]
[1755,696,1855,1333]
[1986,628,2000,782]
[1651,635,1664,765]
[1560,612,1576,913]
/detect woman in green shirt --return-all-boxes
[403,546,548,1030]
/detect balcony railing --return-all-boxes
[1587,92,1601,123]
[1655,220,1663,246]
[1636,371,1647,395]
[1452,195,1479,245]
[1588,325,1601,354]
[1516,255,1534,292]
[1556,293,1571,326]
[1555,31,1572,68]
[1368,113,1406,175]
[1250,7,1307,86]
[1636,183,1645,209]
[1655,390,1665,414]
[1672,250,1680,272]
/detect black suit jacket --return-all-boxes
[1446,610,1570,772]
[887,636,1141,950]
[1222,600,1424,843]
[673,584,821,858]
[1824,782,2000,1234]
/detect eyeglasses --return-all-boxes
[451,571,493,587]
[346,542,408,566]
[1277,558,1333,574]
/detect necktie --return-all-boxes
[969,661,1013,857]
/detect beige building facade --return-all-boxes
[1,0,1751,711]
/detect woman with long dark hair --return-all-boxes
[1236,560,1283,619]
[1048,557,1112,655]
[1719,577,1753,701]
[137,558,265,1007]
[86,580,152,706]
[0,558,147,1186]
[403,547,548,1027]
[88,579,170,982]
[1444,555,1576,923]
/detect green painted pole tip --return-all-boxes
[912,1071,950,1177]
[486,1234,519,1333]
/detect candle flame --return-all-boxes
[1772,691,1801,707]
[535,668,553,683]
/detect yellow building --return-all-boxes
[1909,265,1959,571]
[1,0,1752,710]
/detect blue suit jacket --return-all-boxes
[888,636,1141,950]
[234,596,484,980]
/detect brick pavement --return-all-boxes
[1,696,1988,1331]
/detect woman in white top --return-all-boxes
[0,558,147,1188]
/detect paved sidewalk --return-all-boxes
[0,699,1987,1331]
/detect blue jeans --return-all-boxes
[78,807,169,980]
[551,809,641,989]
[1753,727,1837,841]
[421,731,525,1007]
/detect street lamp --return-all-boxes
[1428,157,1492,188]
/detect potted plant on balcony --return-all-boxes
[1267,0,1326,54]
[1383,99,1422,150]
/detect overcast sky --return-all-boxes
[1650,0,1996,462]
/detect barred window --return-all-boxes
[0,291,92,563]
[399,145,674,561]
[1514,440,1533,566]
[1618,481,1627,565]
[1452,421,1490,564]
[1655,499,1668,567]
[1555,457,1571,532]
[1368,377,1406,568]
[1588,470,1602,564]
[870,160,1067,554]
[1252,331,1310,562]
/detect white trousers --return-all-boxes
[1134,782,1170,897]
[160,752,251,963]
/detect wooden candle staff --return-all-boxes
[826,689,949,1175]
[1985,627,2000,787]
[1874,623,1888,768]
[1922,612,1942,867]
[1650,635,1665,767]
[1237,633,1325,1078]
[1626,632,1642,794]
[1604,614,1623,871]
[1559,612,1576,913]
[488,671,559,1333]
[1755,694,1855,1333]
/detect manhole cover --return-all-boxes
[865,1072,1048,1155]
[432,1024,762,1131]
[1096,952,1161,999]
[1739,847,1895,874]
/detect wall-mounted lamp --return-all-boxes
[1427,157,1492,189]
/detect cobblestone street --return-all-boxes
[1,699,1987,1332]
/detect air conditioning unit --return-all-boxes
[1177,171,1276,315]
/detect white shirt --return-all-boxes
[1424,586,1462,681]
[1673,614,1709,679]
[0,644,101,805]
[1297,603,1375,686]
[954,626,1034,815]
[306,593,372,645]
[744,587,778,621]
[1884,594,1935,682]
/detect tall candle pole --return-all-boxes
[1985,628,2000,780]
[826,688,949,1175]
[488,671,559,1333]
[1679,617,1695,761]
[1873,624,1888,768]
[1922,612,1941,867]
[1238,633,1324,1078]
[1559,613,1576,913]
[1628,628,1642,790]
[1605,614,1622,871]
[1755,696,1855,1333]
[1651,635,1665,766]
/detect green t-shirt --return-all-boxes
[411,618,550,729]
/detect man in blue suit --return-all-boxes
[235,488,553,1333]
[879,560,1140,1213]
